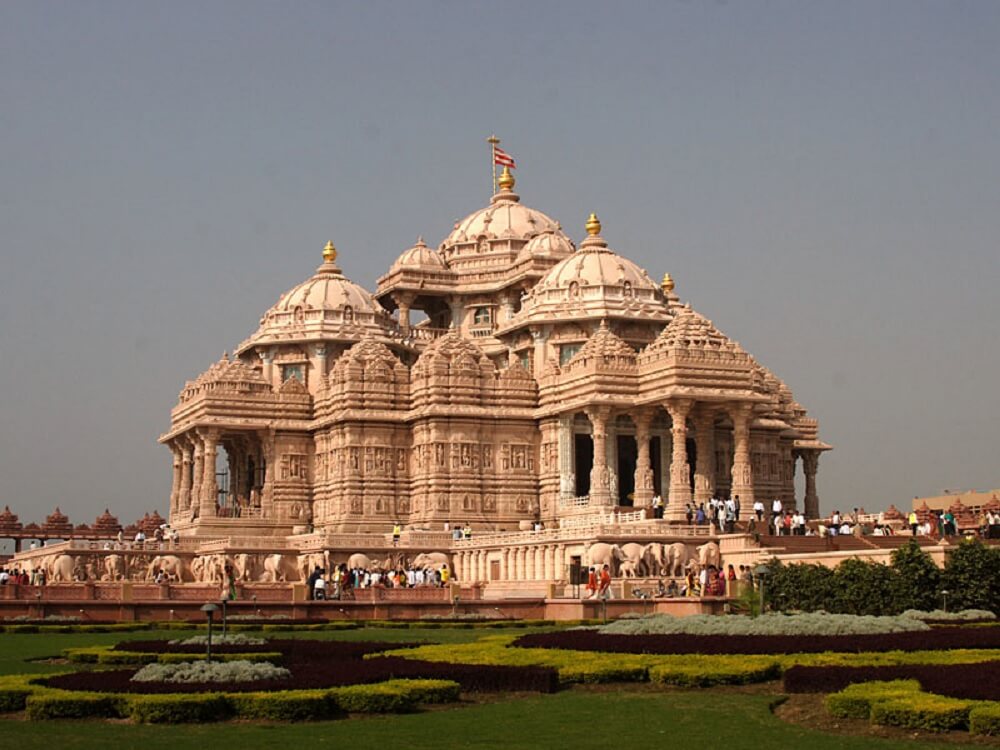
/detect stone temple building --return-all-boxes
[159,165,830,541]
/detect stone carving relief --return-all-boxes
[280,453,308,481]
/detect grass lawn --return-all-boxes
[0,627,987,749]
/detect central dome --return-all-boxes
[440,172,564,252]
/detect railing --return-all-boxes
[558,495,591,509]
[408,326,451,341]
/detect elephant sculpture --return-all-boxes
[47,554,78,582]
[645,543,667,576]
[232,553,256,582]
[298,552,329,581]
[146,555,188,582]
[619,543,650,577]
[665,543,690,577]
[696,541,722,570]
[410,551,451,574]
[585,543,624,576]
[346,553,374,571]
[260,553,298,583]
[103,554,126,581]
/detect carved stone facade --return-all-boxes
[159,167,830,538]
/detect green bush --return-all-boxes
[128,693,232,723]
[560,664,648,684]
[26,691,127,720]
[649,661,780,688]
[331,683,416,713]
[969,704,1000,736]
[825,680,921,719]
[870,693,980,732]
[0,675,38,713]
[942,539,1000,614]
[381,679,460,704]
[229,690,336,721]
[892,542,942,612]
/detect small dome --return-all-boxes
[505,216,668,329]
[516,230,575,262]
[237,244,396,354]
[390,237,448,273]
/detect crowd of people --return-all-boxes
[305,561,452,600]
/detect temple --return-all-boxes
[159,164,830,539]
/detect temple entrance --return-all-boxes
[616,435,637,506]
[574,433,592,497]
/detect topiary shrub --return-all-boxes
[128,693,232,723]
[969,704,1000,736]
[870,693,980,732]
[649,660,780,688]
[25,691,127,720]
[228,690,336,721]
[330,683,416,713]
[825,680,921,719]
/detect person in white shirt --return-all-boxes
[771,498,783,521]
[753,500,765,522]
[313,573,327,600]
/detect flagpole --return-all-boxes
[487,134,500,195]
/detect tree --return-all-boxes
[891,540,941,612]
[832,558,898,615]
[941,539,1000,613]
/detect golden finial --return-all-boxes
[661,272,675,293]
[497,166,515,191]
[585,212,602,236]
[323,240,338,263]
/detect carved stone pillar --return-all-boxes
[191,440,204,516]
[449,296,464,331]
[554,545,566,581]
[586,406,612,505]
[558,414,575,499]
[530,327,549,379]
[693,408,716,504]
[802,450,820,519]
[169,445,183,519]
[201,430,219,517]
[260,431,275,515]
[729,403,754,506]
[315,343,328,383]
[178,442,193,512]
[480,552,489,582]
[535,546,545,581]
[516,547,526,580]
[544,545,555,580]
[259,348,274,387]
[633,410,654,506]
[665,399,693,520]
[500,548,509,581]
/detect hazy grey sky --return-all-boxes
[1,1,997,533]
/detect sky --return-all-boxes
[0,1,998,535]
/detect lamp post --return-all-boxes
[219,596,228,638]
[201,603,219,662]
[753,565,771,617]
[940,589,950,614]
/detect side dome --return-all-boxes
[390,237,449,273]
[236,242,395,354]
[516,229,576,262]
[502,214,669,330]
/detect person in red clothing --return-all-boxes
[598,565,612,600]
[585,567,597,599]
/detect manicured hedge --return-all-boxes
[649,660,781,687]
[969,704,1000,736]
[2,623,152,634]
[824,679,988,732]
[825,680,921,719]
[129,693,232,723]
[784,660,1000,700]
[64,646,281,666]
[870,694,981,732]
[512,626,1000,656]
[2,676,461,723]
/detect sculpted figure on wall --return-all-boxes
[103,554,126,581]
[146,555,188,582]
[260,553,298,583]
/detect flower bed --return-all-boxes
[601,612,931,636]
[46,637,559,694]
[784,660,1000,701]
[512,625,1000,655]
[131,660,291,684]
